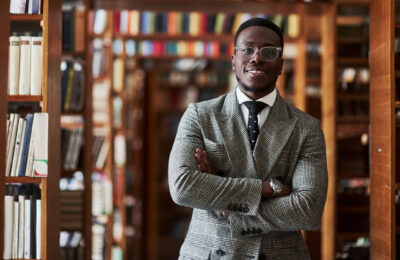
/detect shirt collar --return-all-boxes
[236,87,277,107]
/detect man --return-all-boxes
[168,17,328,260]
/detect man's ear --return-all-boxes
[278,58,284,75]
[232,54,236,72]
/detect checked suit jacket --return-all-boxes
[168,89,328,260]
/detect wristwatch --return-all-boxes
[268,178,283,196]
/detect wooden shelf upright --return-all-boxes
[369,0,399,259]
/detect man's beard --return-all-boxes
[236,75,272,93]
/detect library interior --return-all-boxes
[1,0,399,259]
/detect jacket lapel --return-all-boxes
[253,94,298,180]
[212,91,258,179]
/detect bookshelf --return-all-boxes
[369,0,399,258]
[60,0,92,259]
[1,0,62,260]
[321,0,370,259]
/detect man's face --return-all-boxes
[232,26,283,100]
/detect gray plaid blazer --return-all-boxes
[168,89,328,260]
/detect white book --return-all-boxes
[36,199,41,259]
[70,127,84,170]
[32,113,48,177]
[3,195,14,259]
[93,9,107,34]
[10,0,26,14]
[8,36,20,95]
[19,36,31,95]
[6,114,16,164]
[114,133,126,167]
[95,140,109,169]
[10,118,26,177]
[30,37,43,95]
[120,10,129,34]
[25,116,37,177]
[12,200,19,258]
[6,114,20,176]
[17,195,25,258]
[24,199,31,258]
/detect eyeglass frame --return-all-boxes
[234,46,283,62]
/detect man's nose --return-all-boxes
[250,50,262,63]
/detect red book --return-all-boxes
[113,11,121,34]
[200,13,208,35]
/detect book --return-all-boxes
[6,114,20,176]
[19,36,31,95]
[24,198,31,258]
[18,114,34,176]
[10,117,26,177]
[3,187,14,260]
[30,36,43,95]
[32,113,48,177]
[18,195,25,258]
[12,200,19,258]
[8,36,20,95]
[36,198,41,259]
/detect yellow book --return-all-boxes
[231,13,243,34]
[113,58,124,93]
[288,14,300,38]
[128,10,140,35]
[214,13,225,34]
[177,41,188,57]
[175,13,183,34]
[64,68,74,111]
[189,12,200,36]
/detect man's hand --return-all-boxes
[194,148,216,175]
[194,148,230,217]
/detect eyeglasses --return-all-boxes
[234,46,282,62]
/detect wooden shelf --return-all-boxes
[337,232,369,240]
[10,14,43,21]
[338,172,369,179]
[5,176,42,183]
[8,95,42,102]
[339,206,369,213]
[395,101,400,108]
[307,77,321,85]
[337,116,369,123]
[337,37,369,43]
[337,93,369,100]
[337,57,369,67]
[337,16,367,26]
[116,33,234,42]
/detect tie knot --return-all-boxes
[244,101,267,115]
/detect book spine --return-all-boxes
[30,36,43,96]
[8,36,20,95]
[32,113,48,177]
[3,195,14,259]
[19,36,31,95]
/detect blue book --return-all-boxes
[31,0,40,14]
[18,114,34,176]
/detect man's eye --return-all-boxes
[242,48,254,54]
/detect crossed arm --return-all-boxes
[168,104,328,237]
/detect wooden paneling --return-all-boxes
[0,0,10,257]
[369,0,396,259]
[44,0,62,258]
[294,33,307,111]
[321,4,337,260]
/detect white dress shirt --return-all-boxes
[236,87,277,129]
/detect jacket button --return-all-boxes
[233,203,238,211]
[243,206,249,213]
[216,249,225,256]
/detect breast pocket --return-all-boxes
[203,138,231,176]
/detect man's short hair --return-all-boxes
[234,17,284,48]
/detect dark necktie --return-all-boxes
[244,101,267,150]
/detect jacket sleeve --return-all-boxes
[168,103,263,216]
[229,120,328,238]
